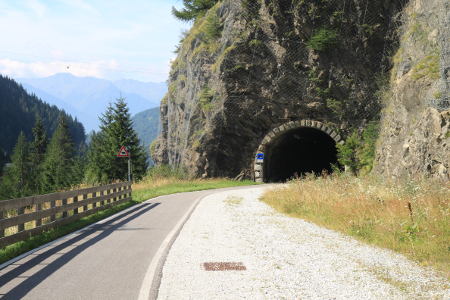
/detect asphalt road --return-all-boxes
[0,185,258,300]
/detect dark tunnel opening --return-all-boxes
[264,127,338,182]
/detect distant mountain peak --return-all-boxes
[16,74,167,132]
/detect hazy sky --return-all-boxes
[0,0,190,82]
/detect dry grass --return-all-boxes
[261,173,450,277]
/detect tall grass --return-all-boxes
[261,173,449,277]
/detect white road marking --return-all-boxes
[137,193,205,300]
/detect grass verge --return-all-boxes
[261,173,449,278]
[1,177,257,265]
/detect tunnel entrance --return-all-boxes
[263,127,338,182]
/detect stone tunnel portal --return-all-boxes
[254,120,343,183]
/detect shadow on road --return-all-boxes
[0,202,160,299]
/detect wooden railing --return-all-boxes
[0,182,132,248]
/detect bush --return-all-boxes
[145,165,188,180]
[204,11,222,42]
[307,28,338,51]
[199,87,215,111]
[337,122,380,175]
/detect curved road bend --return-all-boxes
[0,185,260,300]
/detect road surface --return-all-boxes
[0,186,257,300]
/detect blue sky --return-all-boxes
[0,0,190,82]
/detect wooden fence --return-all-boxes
[0,182,132,248]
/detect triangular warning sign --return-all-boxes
[117,146,129,157]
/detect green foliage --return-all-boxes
[307,28,338,51]
[198,87,215,111]
[204,11,222,42]
[0,75,85,157]
[358,122,379,174]
[0,147,6,177]
[326,98,343,116]
[412,54,440,80]
[146,164,189,180]
[248,39,263,48]
[85,98,148,184]
[0,132,31,199]
[41,116,77,193]
[337,122,380,175]
[172,0,219,21]
[29,117,48,194]
[337,131,361,175]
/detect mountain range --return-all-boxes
[17,73,166,132]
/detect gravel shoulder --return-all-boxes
[157,185,449,300]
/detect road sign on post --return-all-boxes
[117,146,131,182]
[117,146,129,157]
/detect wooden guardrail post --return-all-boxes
[62,198,68,218]
[73,195,78,215]
[0,210,4,238]
[100,190,105,206]
[35,203,42,227]
[18,207,25,232]
[50,200,56,222]
[83,194,88,212]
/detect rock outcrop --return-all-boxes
[153,0,414,178]
[374,0,450,180]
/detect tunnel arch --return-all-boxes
[254,120,344,182]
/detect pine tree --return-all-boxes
[0,132,31,198]
[0,147,5,177]
[41,115,76,192]
[110,98,147,181]
[29,116,48,193]
[85,98,147,183]
[172,0,219,21]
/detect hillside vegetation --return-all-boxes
[0,75,85,156]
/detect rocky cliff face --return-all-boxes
[374,0,450,180]
[153,0,407,178]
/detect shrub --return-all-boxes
[198,87,215,111]
[204,11,222,42]
[307,28,338,51]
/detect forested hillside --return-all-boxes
[132,107,160,165]
[0,75,85,157]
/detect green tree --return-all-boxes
[85,98,147,183]
[0,132,31,199]
[337,131,361,175]
[29,116,48,193]
[0,147,5,177]
[41,115,76,192]
[172,0,219,21]
[358,122,379,174]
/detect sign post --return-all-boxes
[117,146,131,182]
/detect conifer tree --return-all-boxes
[85,98,147,183]
[0,147,5,177]
[29,116,48,193]
[0,132,31,198]
[172,0,219,21]
[41,115,76,192]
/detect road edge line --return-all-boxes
[138,193,206,300]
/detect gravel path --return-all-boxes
[157,186,449,299]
